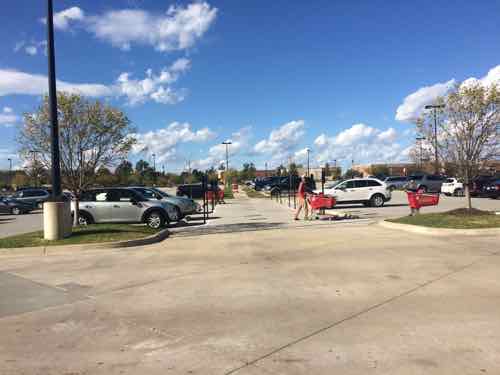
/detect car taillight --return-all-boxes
[496,184,500,191]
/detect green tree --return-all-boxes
[18,92,136,225]
[135,160,155,185]
[95,166,116,186]
[344,169,363,179]
[417,82,499,210]
[115,160,134,186]
[18,92,135,196]
[370,164,390,178]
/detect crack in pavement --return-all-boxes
[224,248,500,375]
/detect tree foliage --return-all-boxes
[417,82,499,209]
[18,92,136,196]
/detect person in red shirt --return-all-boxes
[294,175,309,220]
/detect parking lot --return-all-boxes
[1,205,499,374]
[1,191,500,239]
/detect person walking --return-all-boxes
[294,175,309,220]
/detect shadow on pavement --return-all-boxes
[171,222,286,237]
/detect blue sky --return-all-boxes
[1,0,499,172]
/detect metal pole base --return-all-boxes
[43,201,72,240]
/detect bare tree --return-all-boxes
[418,82,499,210]
[18,92,136,224]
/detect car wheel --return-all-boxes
[78,212,92,226]
[454,188,464,197]
[370,194,385,207]
[11,207,22,215]
[146,211,165,229]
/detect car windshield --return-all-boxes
[135,188,160,200]
[151,188,170,198]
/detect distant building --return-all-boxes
[352,163,420,177]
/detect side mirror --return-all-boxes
[131,199,139,206]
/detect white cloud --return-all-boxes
[13,41,25,52]
[14,40,47,56]
[85,2,217,52]
[396,65,500,123]
[193,127,253,170]
[131,122,215,163]
[51,7,85,30]
[254,120,305,161]
[0,61,190,105]
[314,123,408,165]
[25,46,37,56]
[395,79,455,123]
[461,65,500,88]
[116,58,191,105]
[0,69,113,97]
[377,127,397,143]
[0,107,19,127]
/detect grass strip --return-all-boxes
[0,224,159,249]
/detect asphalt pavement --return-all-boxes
[0,216,499,374]
[0,211,43,238]
[1,191,499,239]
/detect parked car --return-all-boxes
[0,196,34,215]
[405,174,445,193]
[323,178,391,207]
[471,175,499,197]
[72,188,179,229]
[10,188,50,208]
[131,187,201,218]
[440,178,464,196]
[263,176,302,192]
[384,176,409,190]
[483,178,500,199]
[256,176,282,191]
[176,183,218,199]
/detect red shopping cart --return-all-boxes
[308,193,336,212]
[407,192,440,209]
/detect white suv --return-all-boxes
[440,178,464,196]
[324,178,391,207]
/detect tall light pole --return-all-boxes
[152,153,156,185]
[424,104,445,174]
[222,141,232,183]
[43,0,70,241]
[7,158,12,189]
[265,162,268,177]
[47,0,62,199]
[306,148,310,176]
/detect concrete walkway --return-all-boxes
[169,193,371,237]
[0,204,499,374]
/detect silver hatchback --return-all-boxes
[71,188,179,229]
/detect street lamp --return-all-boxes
[43,0,70,240]
[222,141,232,183]
[152,153,156,185]
[7,158,12,189]
[424,104,445,174]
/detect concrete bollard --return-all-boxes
[43,201,72,240]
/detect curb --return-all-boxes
[378,220,500,236]
[0,228,169,257]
